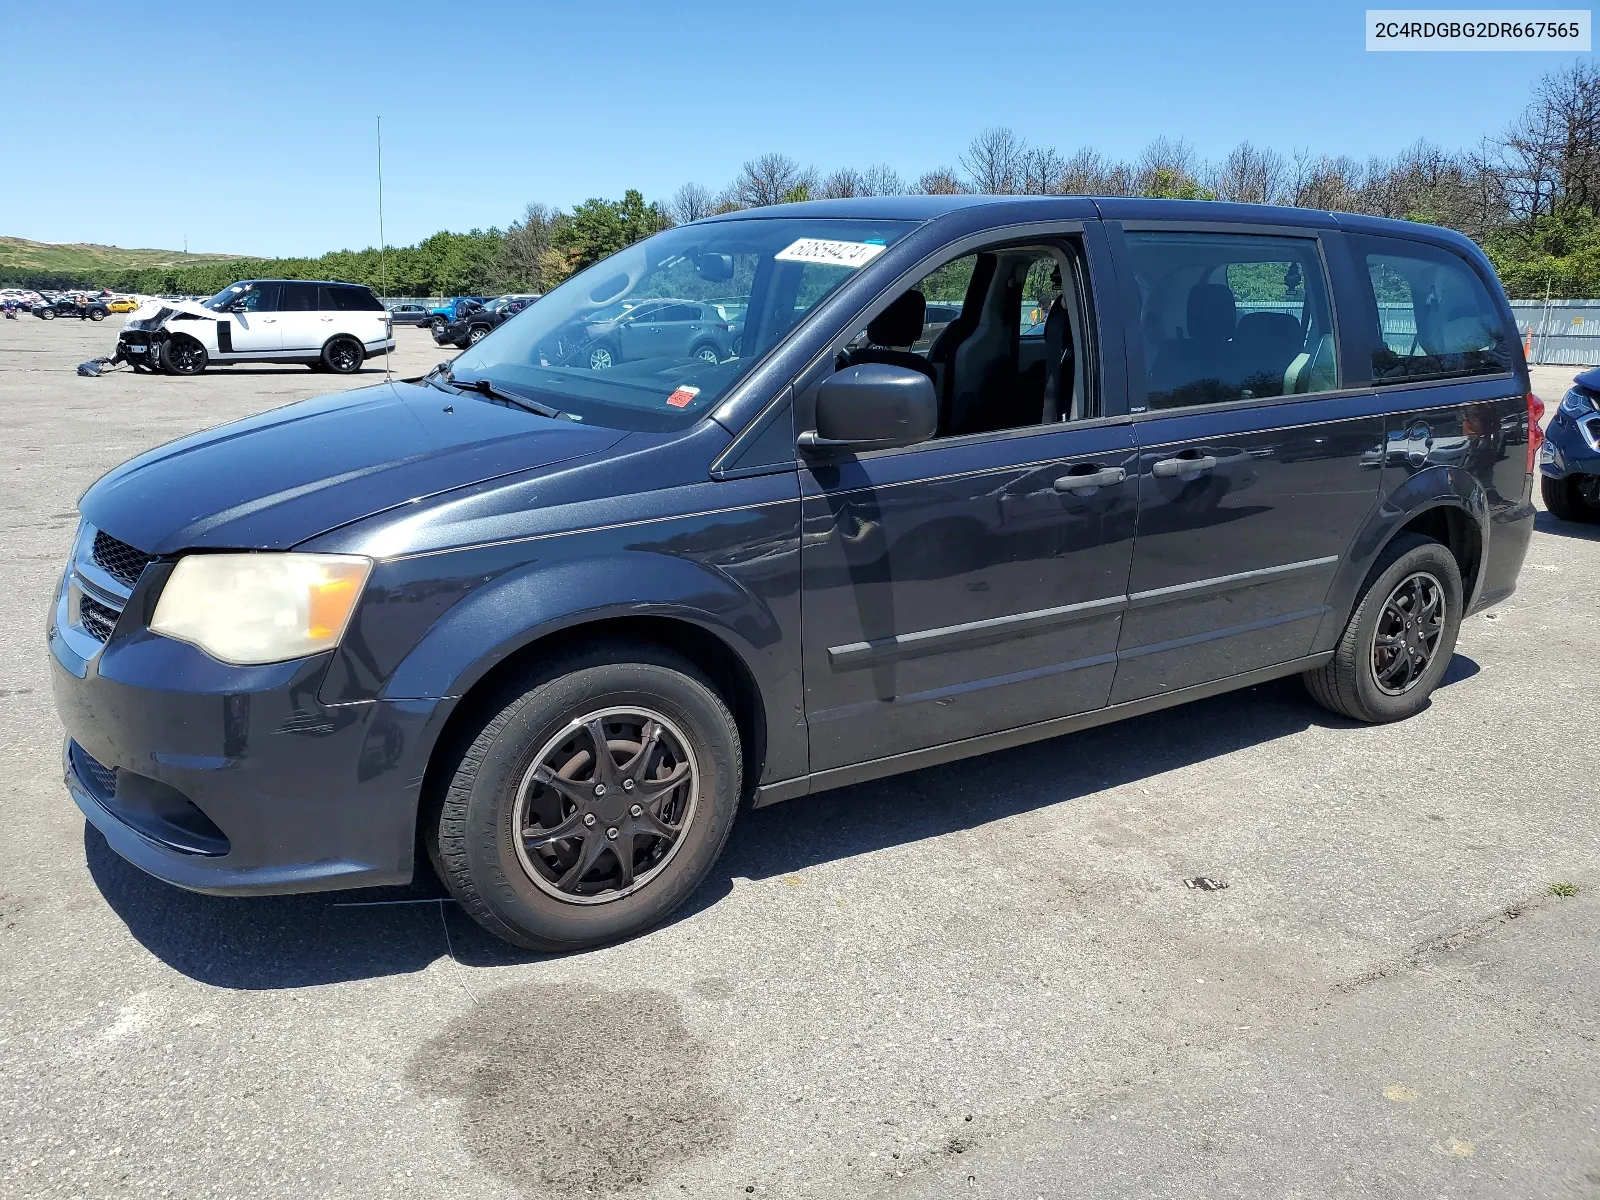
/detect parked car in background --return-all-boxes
[549,297,738,370]
[435,294,540,349]
[386,302,431,326]
[111,279,394,375]
[427,297,485,335]
[34,296,109,321]
[106,297,140,313]
[1540,366,1600,522]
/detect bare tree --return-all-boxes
[915,166,968,195]
[499,203,558,291]
[821,168,867,199]
[669,183,714,225]
[1020,145,1067,195]
[1134,136,1202,195]
[735,153,818,207]
[1289,151,1363,211]
[1210,142,1287,204]
[962,126,1024,193]
[860,163,906,195]
[1502,60,1600,218]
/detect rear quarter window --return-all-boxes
[1354,236,1514,384]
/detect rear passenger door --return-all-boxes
[277,282,322,352]
[1108,225,1384,702]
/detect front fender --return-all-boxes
[1310,464,1488,653]
[383,551,783,700]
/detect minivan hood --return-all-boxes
[80,380,627,554]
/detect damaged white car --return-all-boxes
[112,279,395,375]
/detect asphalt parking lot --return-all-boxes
[1,314,1596,1199]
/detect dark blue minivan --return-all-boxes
[50,197,1538,949]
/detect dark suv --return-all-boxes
[50,197,1536,951]
[437,294,540,349]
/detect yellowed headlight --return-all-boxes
[150,553,373,665]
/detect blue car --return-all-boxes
[1539,366,1600,522]
[50,196,1536,951]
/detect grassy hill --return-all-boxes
[0,236,242,275]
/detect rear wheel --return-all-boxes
[690,341,721,365]
[429,644,742,951]
[588,342,618,371]
[1542,473,1600,523]
[321,336,364,374]
[160,334,208,376]
[1303,533,1463,723]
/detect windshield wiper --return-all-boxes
[446,369,566,419]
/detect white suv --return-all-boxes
[115,279,396,376]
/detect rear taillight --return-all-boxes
[1527,392,1546,472]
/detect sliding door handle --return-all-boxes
[1054,466,1126,494]
[1151,454,1216,478]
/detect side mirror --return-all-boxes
[799,363,937,454]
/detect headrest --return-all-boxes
[868,289,927,347]
[1187,283,1237,343]
[1232,311,1303,352]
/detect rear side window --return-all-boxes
[1125,232,1337,409]
[1355,237,1514,384]
[320,284,384,312]
[280,282,319,311]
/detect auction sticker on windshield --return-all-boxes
[775,238,888,268]
[666,385,700,408]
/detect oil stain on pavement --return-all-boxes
[409,983,734,1195]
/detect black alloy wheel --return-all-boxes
[429,644,742,951]
[1303,533,1462,723]
[322,336,363,374]
[160,335,208,376]
[514,708,698,902]
[1370,571,1445,695]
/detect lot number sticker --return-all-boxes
[774,238,888,268]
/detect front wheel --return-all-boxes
[1303,533,1463,723]
[1542,473,1600,523]
[37,309,54,320]
[430,645,742,951]
[160,334,208,376]
[430,316,447,335]
[466,324,489,345]
[89,309,106,322]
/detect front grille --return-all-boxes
[70,743,118,800]
[79,594,120,642]
[91,530,153,589]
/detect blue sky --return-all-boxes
[0,1,1586,257]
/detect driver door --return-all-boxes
[223,282,282,353]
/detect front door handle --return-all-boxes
[1054,466,1126,494]
[1152,454,1216,478]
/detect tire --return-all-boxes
[160,334,208,376]
[689,341,721,365]
[1542,473,1600,523]
[430,643,742,951]
[37,308,54,320]
[89,309,106,322]
[321,336,364,374]
[466,324,489,345]
[588,342,618,371]
[430,317,447,335]
[1303,533,1463,723]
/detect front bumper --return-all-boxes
[1541,405,1600,478]
[50,562,453,896]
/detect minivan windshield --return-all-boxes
[446,218,916,431]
